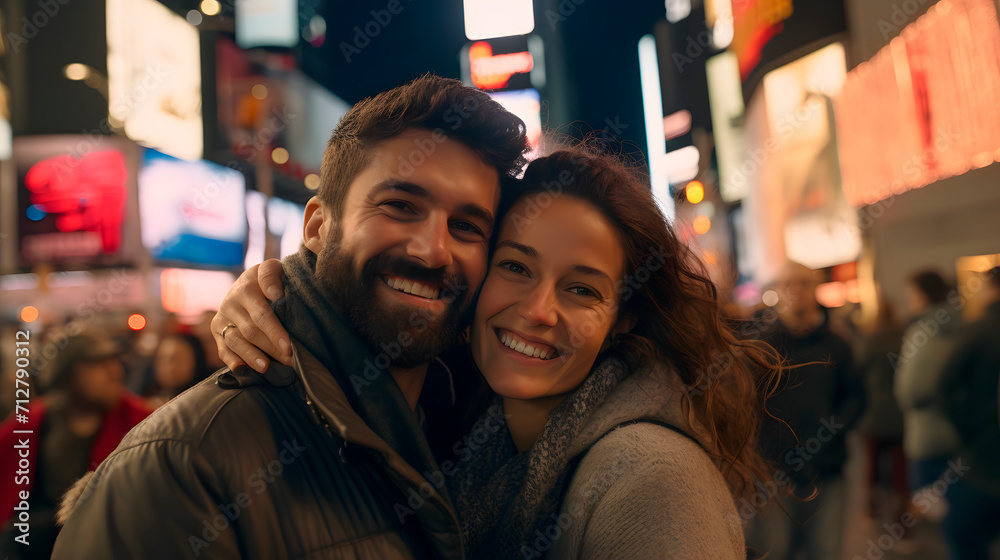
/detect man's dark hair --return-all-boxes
[909,269,951,304]
[318,73,529,219]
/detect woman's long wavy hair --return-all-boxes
[504,147,784,500]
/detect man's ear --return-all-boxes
[302,197,332,254]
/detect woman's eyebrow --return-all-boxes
[495,240,537,258]
[571,265,614,285]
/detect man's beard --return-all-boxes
[315,236,471,368]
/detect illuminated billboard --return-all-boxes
[107,0,203,160]
[138,149,247,268]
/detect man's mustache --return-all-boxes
[361,254,468,300]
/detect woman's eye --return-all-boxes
[498,261,527,275]
[569,286,600,299]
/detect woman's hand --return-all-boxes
[211,259,292,373]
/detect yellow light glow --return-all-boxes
[64,63,89,81]
[271,147,289,165]
[200,0,221,16]
[693,215,711,235]
[20,306,39,323]
[686,180,705,204]
[304,174,321,190]
[251,84,268,100]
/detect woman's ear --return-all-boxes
[611,312,637,338]
[302,197,333,254]
[602,312,637,352]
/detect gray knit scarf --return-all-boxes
[447,354,629,559]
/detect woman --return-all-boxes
[143,333,210,409]
[215,148,782,558]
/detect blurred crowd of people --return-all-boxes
[0,311,219,559]
[2,264,999,559]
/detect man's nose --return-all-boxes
[407,213,453,270]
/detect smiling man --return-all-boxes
[53,75,528,560]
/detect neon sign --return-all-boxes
[836,0,1000,206]
[23,150,128,255]
[468,41,533,90]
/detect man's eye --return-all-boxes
[383,201,414,212]
[452,221,484,236]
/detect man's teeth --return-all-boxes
[386,276,440,299]
[499,331,554,360]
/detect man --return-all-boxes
[940,266,1000,559]
[895,269,964,503]
[746,262,864,560]
[1,330,150,559]
[53,75,528,559]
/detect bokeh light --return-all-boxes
[20,306,39,323]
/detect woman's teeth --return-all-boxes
[498,330,554,360]
[385,276,440,299]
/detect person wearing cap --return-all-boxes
[0,329,151,560]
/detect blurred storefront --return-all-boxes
[839,0,1000,320]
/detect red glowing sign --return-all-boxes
[731,0,794,80]
[24,150,128,254]
[836,0,1000,206]
[468,41,533,90]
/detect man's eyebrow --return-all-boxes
[365,180,431,202]
[366,180,494,227]
[460,204,495,229]
[495,240,538,258]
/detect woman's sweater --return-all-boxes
[449,354,744,559]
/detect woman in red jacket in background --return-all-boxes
[0,329,151,560]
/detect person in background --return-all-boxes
[143,333,209,409]
[855,298,909,525]
[940,266,1000,560]
[894,269,963,516]
[747,261,864,560]
[192,310,227,373]
[0,330,151,560]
